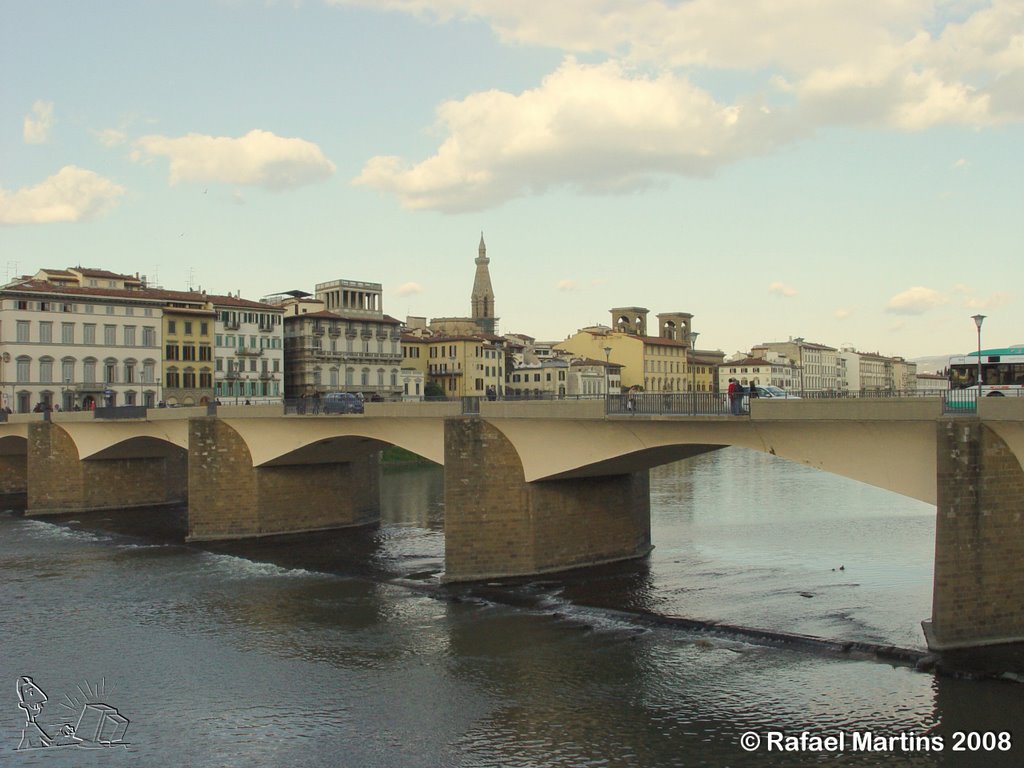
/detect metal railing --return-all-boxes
[608,392,732,416]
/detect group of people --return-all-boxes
[726,378,757,415]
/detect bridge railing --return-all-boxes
[609,392,731,416]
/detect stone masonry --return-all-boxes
[187,418,380,541]
[26,422,187,515]
[444,417,651,582]
[0,453,27,497]
[928,419,1024,649]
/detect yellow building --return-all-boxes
[162,300,216,406]
[403,333,504,398]
[556,308,721,392]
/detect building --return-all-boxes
[161,295,216,407]
[508,358,569,398]
[717,356,798,392]
[752,339,838,392]
[402,332,505,398]
[556,308,722,393]
[276,280,402,401]
[213,294,285,404]
[1,269,165,411]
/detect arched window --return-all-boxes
[61,357,76,384]
[83,357,97,384]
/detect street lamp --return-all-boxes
[972,314,986,396]
[688,331,700,414]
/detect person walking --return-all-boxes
[727,378,741,416]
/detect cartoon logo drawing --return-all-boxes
[15,676,129,751]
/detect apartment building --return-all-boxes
[1,271,164,411]
[213,294,285,404]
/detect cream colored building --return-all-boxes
[403,333,504,398]
[717,357,798,392]
[752,339,838,392]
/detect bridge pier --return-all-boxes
[925,419,1024,650]
[187,418,380,541]
[0,452,27,503]
[443,418,651,582]
[26,421,187,515]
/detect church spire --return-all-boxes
[471,232,497,334]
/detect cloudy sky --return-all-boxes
[2,1,1021,359]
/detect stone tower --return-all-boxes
[471,233,498,334]
[610,307,649,336]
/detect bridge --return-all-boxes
[2,397,1022,653]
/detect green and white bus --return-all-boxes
[948,346,1024,396]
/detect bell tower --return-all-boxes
[471,233,498,334]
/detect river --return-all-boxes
[2,448,1022,766]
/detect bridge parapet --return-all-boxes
[751,397,943,421]
[480,400,606,419]
[364,401,461,418]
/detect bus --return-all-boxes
[948,346,1024,397]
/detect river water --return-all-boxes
[2,448,1022,766]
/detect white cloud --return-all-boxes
[557,279,577,291]
[396,281,423,296]
[834,307,854,319]
[355,57,790,211]
[962,291,1012,310]
[0,166,125,225]
[96,128,128,148]
[134,129,335,190]
[341,1,1023,210]
[23,101,54,144]
[885,286,949,314]
[768,281,798,297]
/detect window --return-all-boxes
[125,306,134,316]
[167,320,177,335]
[124,361,136,383]
[39,322,53,343]
[182,344,196,361]
[84,359,97,384]
[104,361,117,384]
[166,344,180,360]
[143,361,155,384]
[166,369,180,388]
[16,357,31,383]
[62,359,75,383]
[182,368,196,389]
[143,326,156,346]
[85,304,94,314]
[39,358,53,383]
[62,323,74,344]
[104,325,116,345]
[106,305,114,315]
[184,321,193,335]
[16,321,30,342]
[124,326,136,346]
[200,321,209,335]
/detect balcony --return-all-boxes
[237,346,264,356]
[311,326,325,336]
[328,326,341,337]
[258,322,275,333]
[224,320,241,330]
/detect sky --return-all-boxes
[2,0,1022,360]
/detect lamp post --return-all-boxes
[972,314,985,397]
[688,331,700,415]
[603,346,612,409]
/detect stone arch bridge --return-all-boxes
[2,398,1022,652]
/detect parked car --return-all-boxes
[754,385,800,399]
[322,392,365,414]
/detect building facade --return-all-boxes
[214,295,285,404]
[279,280,402,401]
[1,270,164,411]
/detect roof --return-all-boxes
[286,310,400,324]
[722,357,790,367]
